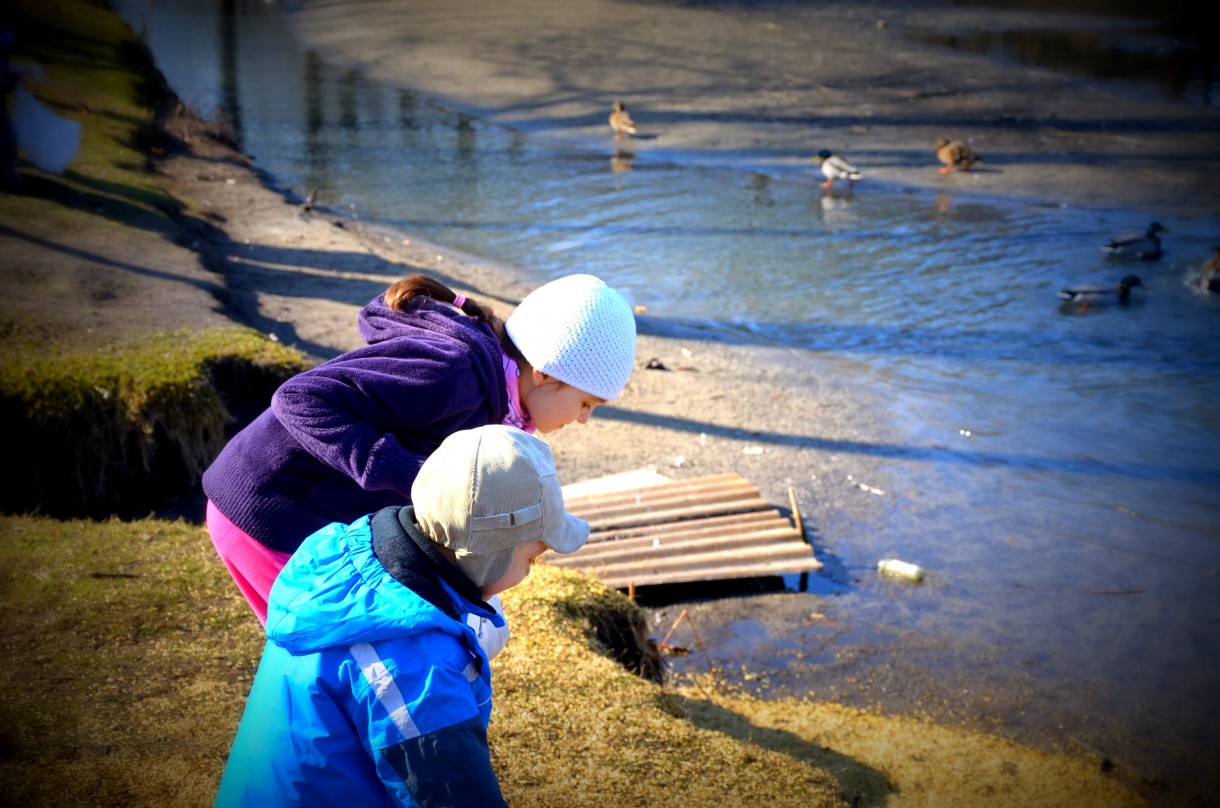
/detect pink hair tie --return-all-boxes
[452,295,466,308]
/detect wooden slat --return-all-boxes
[569,541,819,575]
[584,497,773,532]
[563,472,744,509]
[566,483,756,516]
[552,473,821,590]
[598,556,824,589]
[574,485,762,524]
[587,508,782,543]
[549,526,801,567]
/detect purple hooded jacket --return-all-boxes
[202,295,508,553]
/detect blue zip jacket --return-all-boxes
[215,507,510,808]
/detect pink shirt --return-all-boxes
[501,354,535,433]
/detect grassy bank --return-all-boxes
[2,0,311,517]
[0,515,851,807]
[0,513,1147,807]
[1,0,184,266]
[0,327,309,517]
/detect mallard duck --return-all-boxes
[935,137,980,173]
[1101,222,1167,261]
[1057,274,1143,310]
[609,100,637,141]
[814,149,861,188]
[1199,248,1220,293]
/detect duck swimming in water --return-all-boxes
[1198,248,1220,293]
[609,100,637,141]
[814,149,861,189]
[1057,274,1143,310]
[935,137,980,173]
[1101,222,1167,261]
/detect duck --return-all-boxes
[1057,274,1143,310]
[814,149,861,188]
[609,100,637,141]
[1101,222,1167,261]
[935,137,981,173]
[1199,247,1220,293]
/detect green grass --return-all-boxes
[0,327,311,518]
[2,0,178,231]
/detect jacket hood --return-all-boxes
[265,515,476,654]
[350,292,509,435]
[359,293,490,348]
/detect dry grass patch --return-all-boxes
[0,519,1146,807]
[494,565,852,807]
[0,515,262,808]
[672,687,1148,808]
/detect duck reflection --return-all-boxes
[818,188,857,227]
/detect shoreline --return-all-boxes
[141,15,1212,797]
[160,103,1177,796]
[174,142,1167,799]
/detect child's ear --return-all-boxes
[531,368,550,386]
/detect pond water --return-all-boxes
[934,0,1215,106]
[113,0,1220,800]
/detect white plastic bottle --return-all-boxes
[877,557,925,582]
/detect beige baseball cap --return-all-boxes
[411,425,589,587]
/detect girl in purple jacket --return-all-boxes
[202,272,635,623]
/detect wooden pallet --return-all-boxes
[546,472,821,589]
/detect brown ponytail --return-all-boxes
[382,274,525,364]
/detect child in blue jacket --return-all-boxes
[214,424,589,807]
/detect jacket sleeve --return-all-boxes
[270,352,485,494]
[378,715,508,808]
[467,594,510,661]
[349,635,504,807]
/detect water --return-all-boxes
[114,0,1220,800]
[916,27,1215,106]
[934,0,1217,107]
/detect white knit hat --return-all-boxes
[505,274,637,400]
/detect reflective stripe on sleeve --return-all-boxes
[349,641,422,741]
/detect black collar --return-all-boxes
[369,506,494,622]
